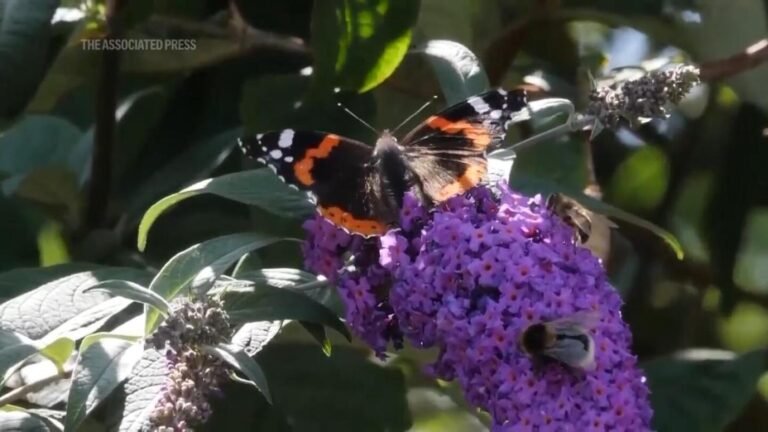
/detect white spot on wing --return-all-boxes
[278,129,295,148]
[270,149,283,159]
[267,164,278,174]
[285,156,294,162]
[468,96,490,114]
[489,110,502,119]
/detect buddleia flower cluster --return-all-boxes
[146,297,232,432]
[586,64,700,129]
[303,185,652,431]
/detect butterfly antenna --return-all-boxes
[391,95,439,135]
[337,102,379,135]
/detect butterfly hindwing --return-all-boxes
[238,130,388,236]
[400,89,528,202]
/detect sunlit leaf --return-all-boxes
[231,321,283,357]
[418,39,489,104]
[0,268,150,340]
[311,0,419,92]
[116,349,166,432]
[36,221,71,267]
[65,338,143,432]
[0,405,63,432]
[84,280,171,317]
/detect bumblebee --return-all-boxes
[520,312,598,370]
[546,192,617,245]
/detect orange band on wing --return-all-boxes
[320,206,387,236]
[294,134,341,186]
[426,116,492,149]
[434,164,487,202]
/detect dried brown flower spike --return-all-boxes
[586,65,701,130]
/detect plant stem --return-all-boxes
[84,0,124,229]
[700,38,768,81]
[509,114,595,152]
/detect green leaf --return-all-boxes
[137,169,313,251]
[231,321,284,357]
[0,405,62,432]
[38,336,75,372]
[14,167,81,224]
[65,338,143,432]
[75,87,170,186]
[255,344,410,431]
[0,0,60,119]
[643,349,766,432]
[418,39,490,105]
[116,349,166,432]
[79,332,142,352]
[0,263,102,302]
[509,175,685,260]
[202,344,272,403]
[234,268,336,306]
[221,285,350,340]
[125,127,240,223]
[84,280,171,317]
[0,268,150,340]
[510,111,589,193]
[118,87,168,180]
[300,322,333,356]
[0,115,81,182]
[0,329,36,379]
[0,332,73,380]
[145,232,282,333]
[609,146,670,213]
[36,221,71,267]
[311,0,419,92]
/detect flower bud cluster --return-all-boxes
[147,297,231,431]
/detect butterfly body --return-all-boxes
[239,89,528,236]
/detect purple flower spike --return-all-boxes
[302,184,652,430]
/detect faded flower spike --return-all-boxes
[303,185,652,431]
[586,64,700,129]
[147,297,232,432]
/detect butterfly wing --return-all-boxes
[238,130,388,236]
[399,89,528,202]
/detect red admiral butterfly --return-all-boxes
[238,88,528,237]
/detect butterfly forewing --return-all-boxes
[238,130,388,236]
